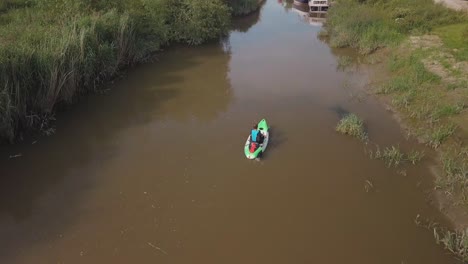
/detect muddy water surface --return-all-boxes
[0,1,460,263]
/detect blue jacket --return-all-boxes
[251,129,259,142]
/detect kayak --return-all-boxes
[244,119,269,159]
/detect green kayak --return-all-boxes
[244,119,269,159]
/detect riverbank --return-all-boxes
[323,0,468,242]
[0,0,262,143]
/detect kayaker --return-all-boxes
[251,124,264,144]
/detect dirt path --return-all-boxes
[435,0,468,11]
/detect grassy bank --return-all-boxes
[325,0,468,259]
[336,113,424,168]
[0,0,260,142]
[324,0,466,54]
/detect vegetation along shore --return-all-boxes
[326,0,468,258]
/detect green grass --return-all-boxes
[416,217,468,262]
[336,113,368,141]
[437,156,468,197]
[434,228,468,262]
[429,124,457,148]
[378,51,446,121]
[381,76,412,93]
[337,55,353,70]
[382,146,405,168]
[434,23,468,61]
[371,145,405,168]
[326,3,403,54]
[407,150,425,165]
[391,92,415,109]
[369,145,425,167]
[380,52,441,95]
[325,0,467,54]
[376,51,464,151]
[432,104,465,119]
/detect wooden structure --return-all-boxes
[309,0,329,13]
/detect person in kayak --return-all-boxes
[251,124,265,144]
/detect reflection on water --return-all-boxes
[290,1,326,26]
[309,16,326,26]
[278,0,294,10]
[231,1,265,33]
[148,45,232,122]
[291,2,309,19]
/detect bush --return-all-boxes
[336,113,368,141]
[168,0,230,45]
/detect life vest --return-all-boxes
[251,129,259,142]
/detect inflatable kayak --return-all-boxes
[244,119,269,159]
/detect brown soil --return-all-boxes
[409,35,468,138]
[369,36,468,229]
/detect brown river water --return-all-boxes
[0,1,461,263]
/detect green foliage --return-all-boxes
[336,113,368,141]
[430,124,457,148]
[371,145,405,168]
[439,156,468,197]
[380,53,440,95]
[326,1,403,54]
[337,55,353,70]
[407,150,424,165]
[432,103,465,119]
[168,0,230,45]
[369,145,424,167]
[434,228,468,262]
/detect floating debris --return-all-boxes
[364,180,374,192]
[147,242,168,255]
[9,154,22,159]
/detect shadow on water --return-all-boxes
[257,126,288,161]
[0,51,195,220]
[266,126,288,149]
[329,105,351,119]
[0,41,234,261]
